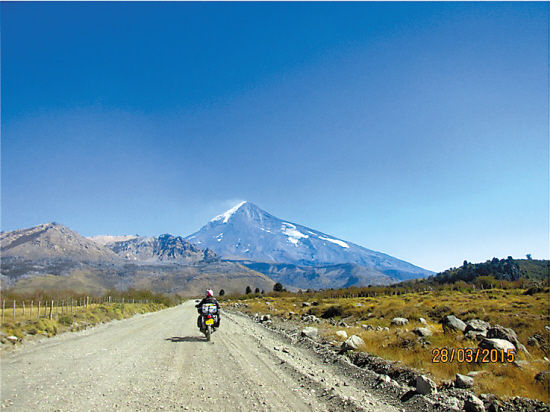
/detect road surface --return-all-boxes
[1,301,398,411]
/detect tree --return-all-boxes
[526,254,532,260]
[245,286,252,294]
[219,289,225,296]
[273,282,283,292]
[254,287,260,294]
[261,290,265,294]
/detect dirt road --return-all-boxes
[0,301,398,411]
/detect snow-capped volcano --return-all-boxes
[187,201,433,281]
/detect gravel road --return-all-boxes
[0,301,398,411]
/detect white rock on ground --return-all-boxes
[342,335,365,350]
[464,393,485,412]
[455,373,474,388]
[391,317,409,326]
[413,327,432,337]
[301,327,318,338]
[479,338,515,352]
[336,330,348,339]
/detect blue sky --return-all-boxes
[2,2,548,272]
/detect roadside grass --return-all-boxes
[227,288,549,403]
[1,302,167,343]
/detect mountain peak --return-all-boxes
[210,201,248,223]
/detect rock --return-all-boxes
[486,325,522,349]
[377,374,391,383]
[413,327,432,337]
[384,327,390,332]
[464,393,485,412]
[391,317,409,326]
[545,326,550,334]
[455,373,474,388]
[419,318,427,325]
[302,302,311,307]
[342,335,365,351]
[336,330,348,339]
[416,375,437,395]
[367,312,375,318]
[465,331,486,341]
[301,314,320,323]
[487,325,530,354]
[301,327,318,338]
[361,324,373,330]
[6,336,19,343]
[479,338,516,352]
[282,347,290,354]
[465,319,491,334]
[441,315,467,333]
[261,314,271,322]
[273,346,280,351]
[338,321,349,327]
[376,326,383,332]
[467,371,483,377]
[355,303,362,307]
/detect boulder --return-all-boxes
[455,373,474,388]
[413,327,432,337]
[416,375,437,395]
[342,335,365,351]
[302,302,311,307]
[419,318,427,325]
[479,338,515,352]
[464,331,487,341]
[464,393,485,412]
[261,314,271,322]
[465,319,491,334]
[336,330,348,339]
[6,336,18,343]
[486,325,528,353]
[361,324,374,331]
[441,315,466,333]
[391,317,409,326]
[301,327,318,338]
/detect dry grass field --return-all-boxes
[230,288,549,402]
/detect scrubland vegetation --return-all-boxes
[0,289,181,344]
[226,271,549,402]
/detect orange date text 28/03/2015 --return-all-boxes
[431,348,516,363]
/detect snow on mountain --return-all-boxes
[186,201,433,282]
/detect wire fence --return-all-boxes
[0,296,150,324]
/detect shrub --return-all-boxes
[321,305,343,319]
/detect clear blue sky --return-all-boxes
[2,2,548,272]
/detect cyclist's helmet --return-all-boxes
[206,289,214,297]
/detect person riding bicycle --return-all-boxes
[195,289,220,327]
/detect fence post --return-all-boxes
[49,300,53,320]
[13,300,16,319]
[1,299,4,323]
[86,296,89,309]
[31,301,33,317]
[109,296,111,303]
[38,301,41,319]
[71,298,73,315]
[22,301,25,317]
